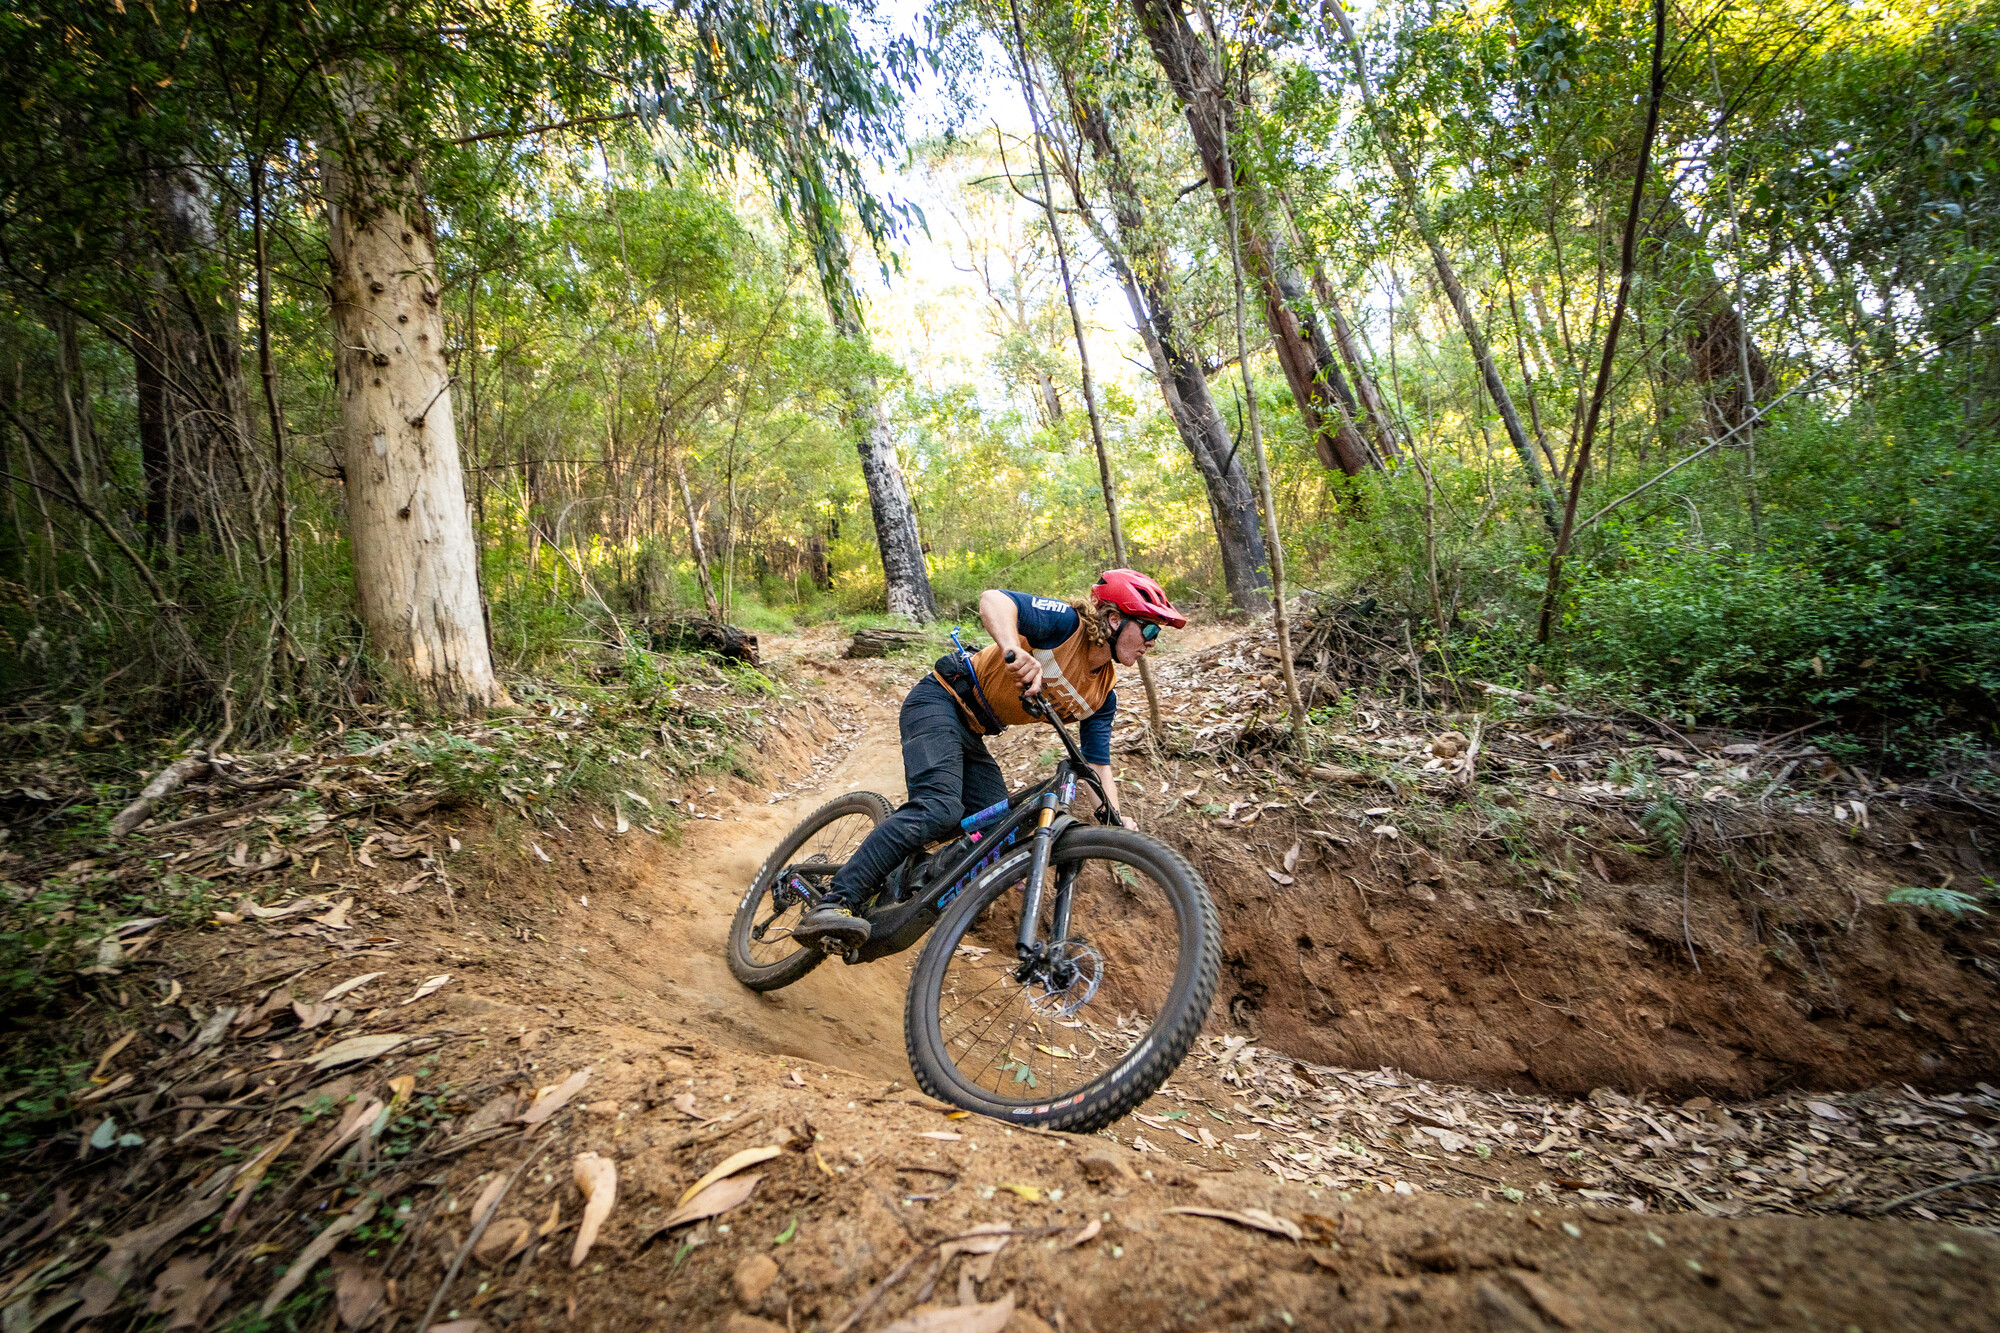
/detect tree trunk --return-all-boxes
[1324,0,1562,530]
[325,78,508,712]
[1128,0,1375,477]
[1275,186,1404,460]
[1062,89,1270,612]
[673,459,722,619]
[817,230,936,623]
[1656,196,1773,438]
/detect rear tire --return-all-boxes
[728,791,892,991]
[903,826,1219,1132]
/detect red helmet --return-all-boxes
[1091,569,1187,629]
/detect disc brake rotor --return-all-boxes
[1023,938,1103,1020]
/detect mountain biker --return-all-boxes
[791,569,1187,951]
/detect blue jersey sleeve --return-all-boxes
[1003,591,1080,649]
[1079,688,1116,766]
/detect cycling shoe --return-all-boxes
[792,904,871,952]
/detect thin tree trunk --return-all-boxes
[250,160,293,632]
[1129,0,1375,476]
[1207,19,1308,752]
[1324,0,1561,529]
[674,458,721,619]
[814,229,937,623]
[1005,0,1163,738]
[1537,0,1667,643]
[1056,84,1270,612]
[325,75,509,711]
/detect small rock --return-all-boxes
[584,1100,619,1117]
[732,1253,779,1307]
[472,1216,530,1267]
[1078,1150,1136,1185]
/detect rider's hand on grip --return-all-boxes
[1002,647,1044,701]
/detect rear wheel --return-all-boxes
[728,791,892,991]
[903,827,1219,1132]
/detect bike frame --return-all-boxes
[775,696,1114,966]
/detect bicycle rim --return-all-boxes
[924,838,1204,1112]
[740,803,880,971]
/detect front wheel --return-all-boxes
[728,791,892,991]
[903,827,1220,1133]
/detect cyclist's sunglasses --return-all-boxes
[1124,617,1161,643]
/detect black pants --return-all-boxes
[823,675,1010,909]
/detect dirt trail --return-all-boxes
[613,652,916,1081]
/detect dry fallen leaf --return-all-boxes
[308,1034,410,1071]
[148,1254,218,1331]
[402,974,452,1006]
[918,1131,962,1141]
[1164,1206,1303,1241]
[292,1000,336,1030]
[531,843,552,863]
[473,1216,532,1267]
[1806,1100,1847,1122]
[322,972,384,1003]
[260,1197,376,1315]
[470,1174,510,1228]
[677,1145,782,1208]
[996,1182,1041,1202]
[1068,1217,1102,1247]
[1264,867,1294,886]
[572,1152,618,1268]
[518,1069,591,1126]
[331,1258,384,1329]
[311,897,354,930]
[654,1171,761,1233]
[1283,840,1301,873]
[91,1031,136,1080]
[877,1292,1016,1333]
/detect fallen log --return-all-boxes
[843,626,928,659]
[644,616,759,665]
[108,757,209,838]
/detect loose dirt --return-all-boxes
[4,623,1996,1330]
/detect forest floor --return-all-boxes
[1,618,1997,1331]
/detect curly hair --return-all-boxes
[1067,595,1115,647]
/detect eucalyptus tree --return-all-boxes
[1011,1,1273,610]
[1127,0,1383,477]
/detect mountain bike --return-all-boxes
[725,656,1220,1133]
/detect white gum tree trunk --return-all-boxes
[326,80,508,711]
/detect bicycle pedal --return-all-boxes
[840,946,864,965]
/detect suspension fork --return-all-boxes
[1015,795,1059,958]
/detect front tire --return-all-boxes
[903,827,1219,1133]
[728,791,892,991]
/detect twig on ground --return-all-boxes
[1866,1173,2000,1216]
[415,1134,557,1333]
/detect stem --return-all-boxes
[1536,0,1668,644]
